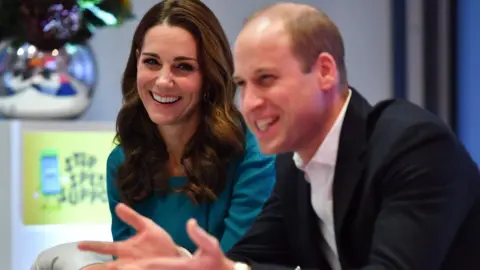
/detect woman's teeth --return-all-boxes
[152,93,181,104]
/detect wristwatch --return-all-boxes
[233,262,251,270]
[176,246,193,258]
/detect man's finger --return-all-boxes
[109,257,193,270]
[115,203,150,231]
[77,241,120,257]
[186,219,222,255]
[103,259,136,270]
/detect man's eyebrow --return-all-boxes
[233,67,273,80]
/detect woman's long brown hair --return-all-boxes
[115,0,245,205]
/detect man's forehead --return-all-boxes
[233,47,291,79]
[236,17,287,48]
[247,16,276,36]
[233,17,291,77]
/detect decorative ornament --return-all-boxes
[20,0,82,51]
[0,41,97,119]
[0,0,134,119]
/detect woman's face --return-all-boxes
[136,24,203,127]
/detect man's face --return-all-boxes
[233,19,330,155]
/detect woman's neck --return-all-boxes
[158,115,200,176]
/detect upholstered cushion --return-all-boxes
[31,242,112,270]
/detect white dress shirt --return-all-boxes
[293,90,352,270]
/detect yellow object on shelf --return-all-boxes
[22,130,116,225]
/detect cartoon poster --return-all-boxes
[22,131,116,225]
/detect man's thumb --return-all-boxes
[186,218,222,255]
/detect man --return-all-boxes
[78,2,480,270]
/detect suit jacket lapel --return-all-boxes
[333,88,371,241]
[295,166,331,269]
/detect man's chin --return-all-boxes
[257,138,288,155]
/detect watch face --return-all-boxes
[233,262,250,270]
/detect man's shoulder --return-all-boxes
[374,99,444,122]
[364,99,459,169]
[368,99,453,142]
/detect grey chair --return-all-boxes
[31,242,112,270]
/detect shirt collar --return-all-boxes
[293,89,352,170]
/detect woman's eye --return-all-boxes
[143,58,159,65]
[177,63,194,71]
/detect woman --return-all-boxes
[108,0,275,252]
[31,1,275,269]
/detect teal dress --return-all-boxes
[106,129,276,253]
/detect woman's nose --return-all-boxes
[155,68,174,88]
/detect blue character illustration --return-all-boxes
[39,150,62,196]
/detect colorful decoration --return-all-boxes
[0,0,133,119]
[22,130,115,225]
[0,0,133,50]
[0,42,97,119]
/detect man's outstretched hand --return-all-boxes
[105,218,236,270]
[77,203,179,261]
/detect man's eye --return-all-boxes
[235,80,245,88]
[258,75,275,85]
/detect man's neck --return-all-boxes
[297,89,349,163]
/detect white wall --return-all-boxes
[0,122,12,270]
[82,0,392,121]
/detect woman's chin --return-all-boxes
[148,113,181,126]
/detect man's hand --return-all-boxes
[105,219,237,270]
[81,263,108,270]
[77,203,179,260]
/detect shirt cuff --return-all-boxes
[177,246,193,258]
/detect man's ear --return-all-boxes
[314,52,338,91]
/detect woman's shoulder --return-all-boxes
[229,126,276,178]
[243,126,273,160]
[107,144,125,166]
[106,145,125,187]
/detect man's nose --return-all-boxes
[240,87,264,113]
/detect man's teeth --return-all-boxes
[152,93,181,104]
[256,118,276,131]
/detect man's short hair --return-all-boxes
[245,3,347,85]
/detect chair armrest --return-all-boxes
[32,242,113,270]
